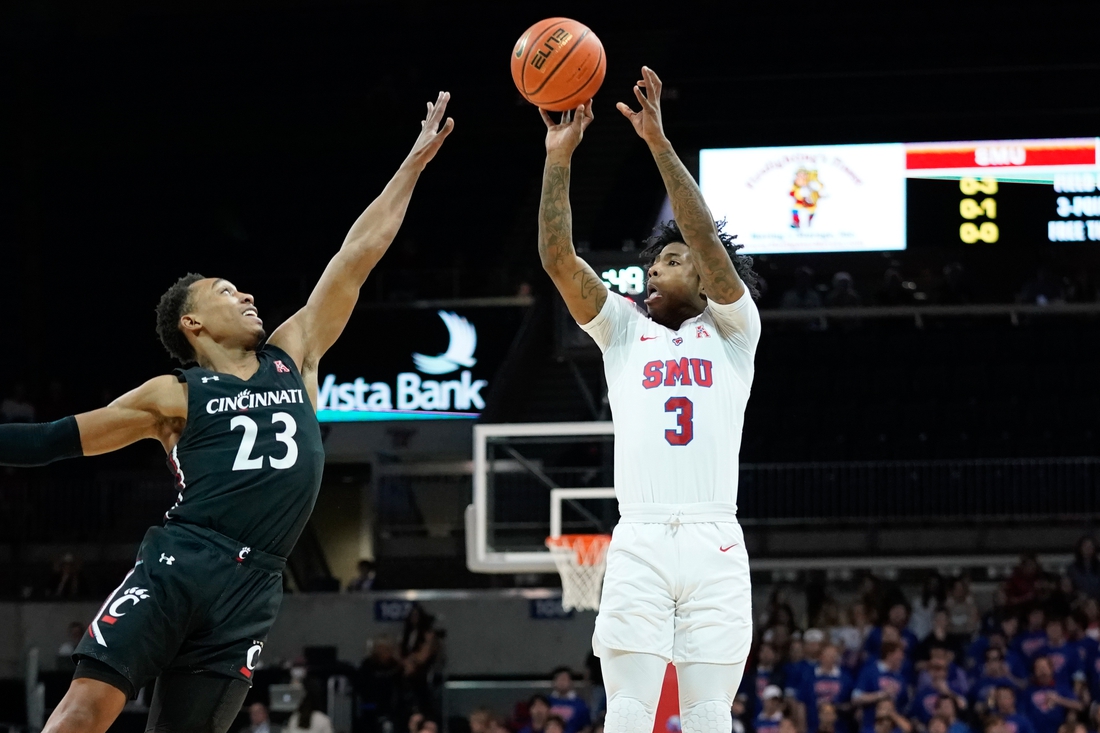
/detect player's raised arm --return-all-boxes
[618,67,745,305]
[538,102,608,325]
[268,92,455,372]
[0,375,188,466]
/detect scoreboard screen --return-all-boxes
[697,137,1100,255]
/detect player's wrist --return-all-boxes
[646,134,672,154]
[546,147,574,163]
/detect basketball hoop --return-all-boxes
[545,534,611,611]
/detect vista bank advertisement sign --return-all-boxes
[316,305,529,423]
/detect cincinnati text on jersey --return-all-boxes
[205,388,308,415]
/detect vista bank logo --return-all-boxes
[318,311,488,414]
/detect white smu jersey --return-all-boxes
[580,289,761,506]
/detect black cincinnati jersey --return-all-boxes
[166,344,324,557]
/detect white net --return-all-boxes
[545,534,611,611]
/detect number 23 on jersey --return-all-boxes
[230,413,298,471]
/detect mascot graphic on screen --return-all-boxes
[790,167,825,228]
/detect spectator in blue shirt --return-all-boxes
[800,644,853,733]
[915,644,970,694]
[934,695,972,733]
[1036,619,1084,687]
[972,648,1022,715]
[970,625,1030,683]
[910,657,968,725]
[993,687,1037,733]
[854,642,910,733]
[1074,620,1100,702]
[871,700,911,733]
[802,629,828,680]
[864,605,920,663]
[755,686,785,733]
[785,638,809,699]
[1063,614,1095,670]
[1021,656,1084,733]
[547,667,591,733]
[1017,609,1049,661]
[753,642,783,714]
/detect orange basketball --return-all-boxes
[511,18,606,112]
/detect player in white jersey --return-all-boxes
[536,67,762,733]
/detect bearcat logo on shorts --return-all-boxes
[101,587,150,625]
[241,641,264,679]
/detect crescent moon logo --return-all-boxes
[412,311,478,375]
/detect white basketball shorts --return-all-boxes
[592,502,753,665]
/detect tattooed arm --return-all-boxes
[617,67,745,305]
[538,103,608,324]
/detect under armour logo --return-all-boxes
[274,360,291,374]
[237,547,252,562]
[159,553,175,565]
[202,376,220,383]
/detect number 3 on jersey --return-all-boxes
[664,397,694,446]
[231,413,299,470]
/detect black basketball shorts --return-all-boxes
[73,523,284,696]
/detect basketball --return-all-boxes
[511,18,606,112]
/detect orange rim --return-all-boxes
[545,534,611,566]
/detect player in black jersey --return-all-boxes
[0,93,453,733]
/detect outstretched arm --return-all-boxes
[618,67,745,305]
[0,375,188,466]
[537,103,607,325]
[269,92,455,372]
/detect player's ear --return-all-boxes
[180,313,201,335]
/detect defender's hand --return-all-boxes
[407,91,455,169]
[617,66,668,147]
[541,101,594,156]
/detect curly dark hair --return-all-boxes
[639,219,761,300]
[155,273,205,364]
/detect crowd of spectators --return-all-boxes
[348,623,603,733]
[353,603,444,732]
[772,264,1100,315]
[455,665,602,733]
[742,539,1100,733]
